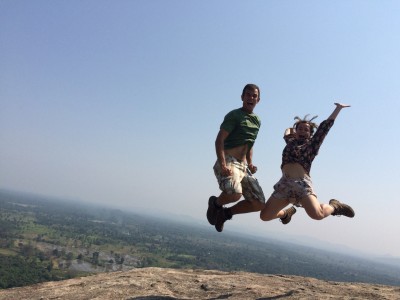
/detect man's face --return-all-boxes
[241,88,259,113]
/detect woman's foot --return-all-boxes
[329,199,355,217]
[280,206,297,225]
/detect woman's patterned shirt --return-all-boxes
[281,119,334,175]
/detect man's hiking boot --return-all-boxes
[207,196,221,225]
[329,199,355,218]
[215,207,232,232]
[280,206,297,225]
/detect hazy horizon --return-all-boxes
[2,187,395,261]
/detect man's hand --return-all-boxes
[221,165,233,176]
[248,164,258,174]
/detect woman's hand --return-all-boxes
[334,102,351,108]
[329,103,351,120]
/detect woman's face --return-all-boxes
[296,122,311,139]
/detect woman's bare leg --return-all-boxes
[300,194,334,220]
[260,196,291,221]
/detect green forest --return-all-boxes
[1,189,400,289]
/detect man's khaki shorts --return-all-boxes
[213,155,265,204]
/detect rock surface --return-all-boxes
[1,267,399,300]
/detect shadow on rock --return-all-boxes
[257,290,295,299]
[129,297,181,300]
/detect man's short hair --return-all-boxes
[242,83,260,100]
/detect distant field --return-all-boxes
[1,189,400,289]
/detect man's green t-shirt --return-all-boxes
[220,108,261,150]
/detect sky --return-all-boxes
[1,0,400,258]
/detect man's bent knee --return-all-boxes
[251,201,265,212]
[220,192,242,205]
[229,193,242,202]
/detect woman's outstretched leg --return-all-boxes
[301,195,354,220]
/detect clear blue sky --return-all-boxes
[1,1,399,257]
